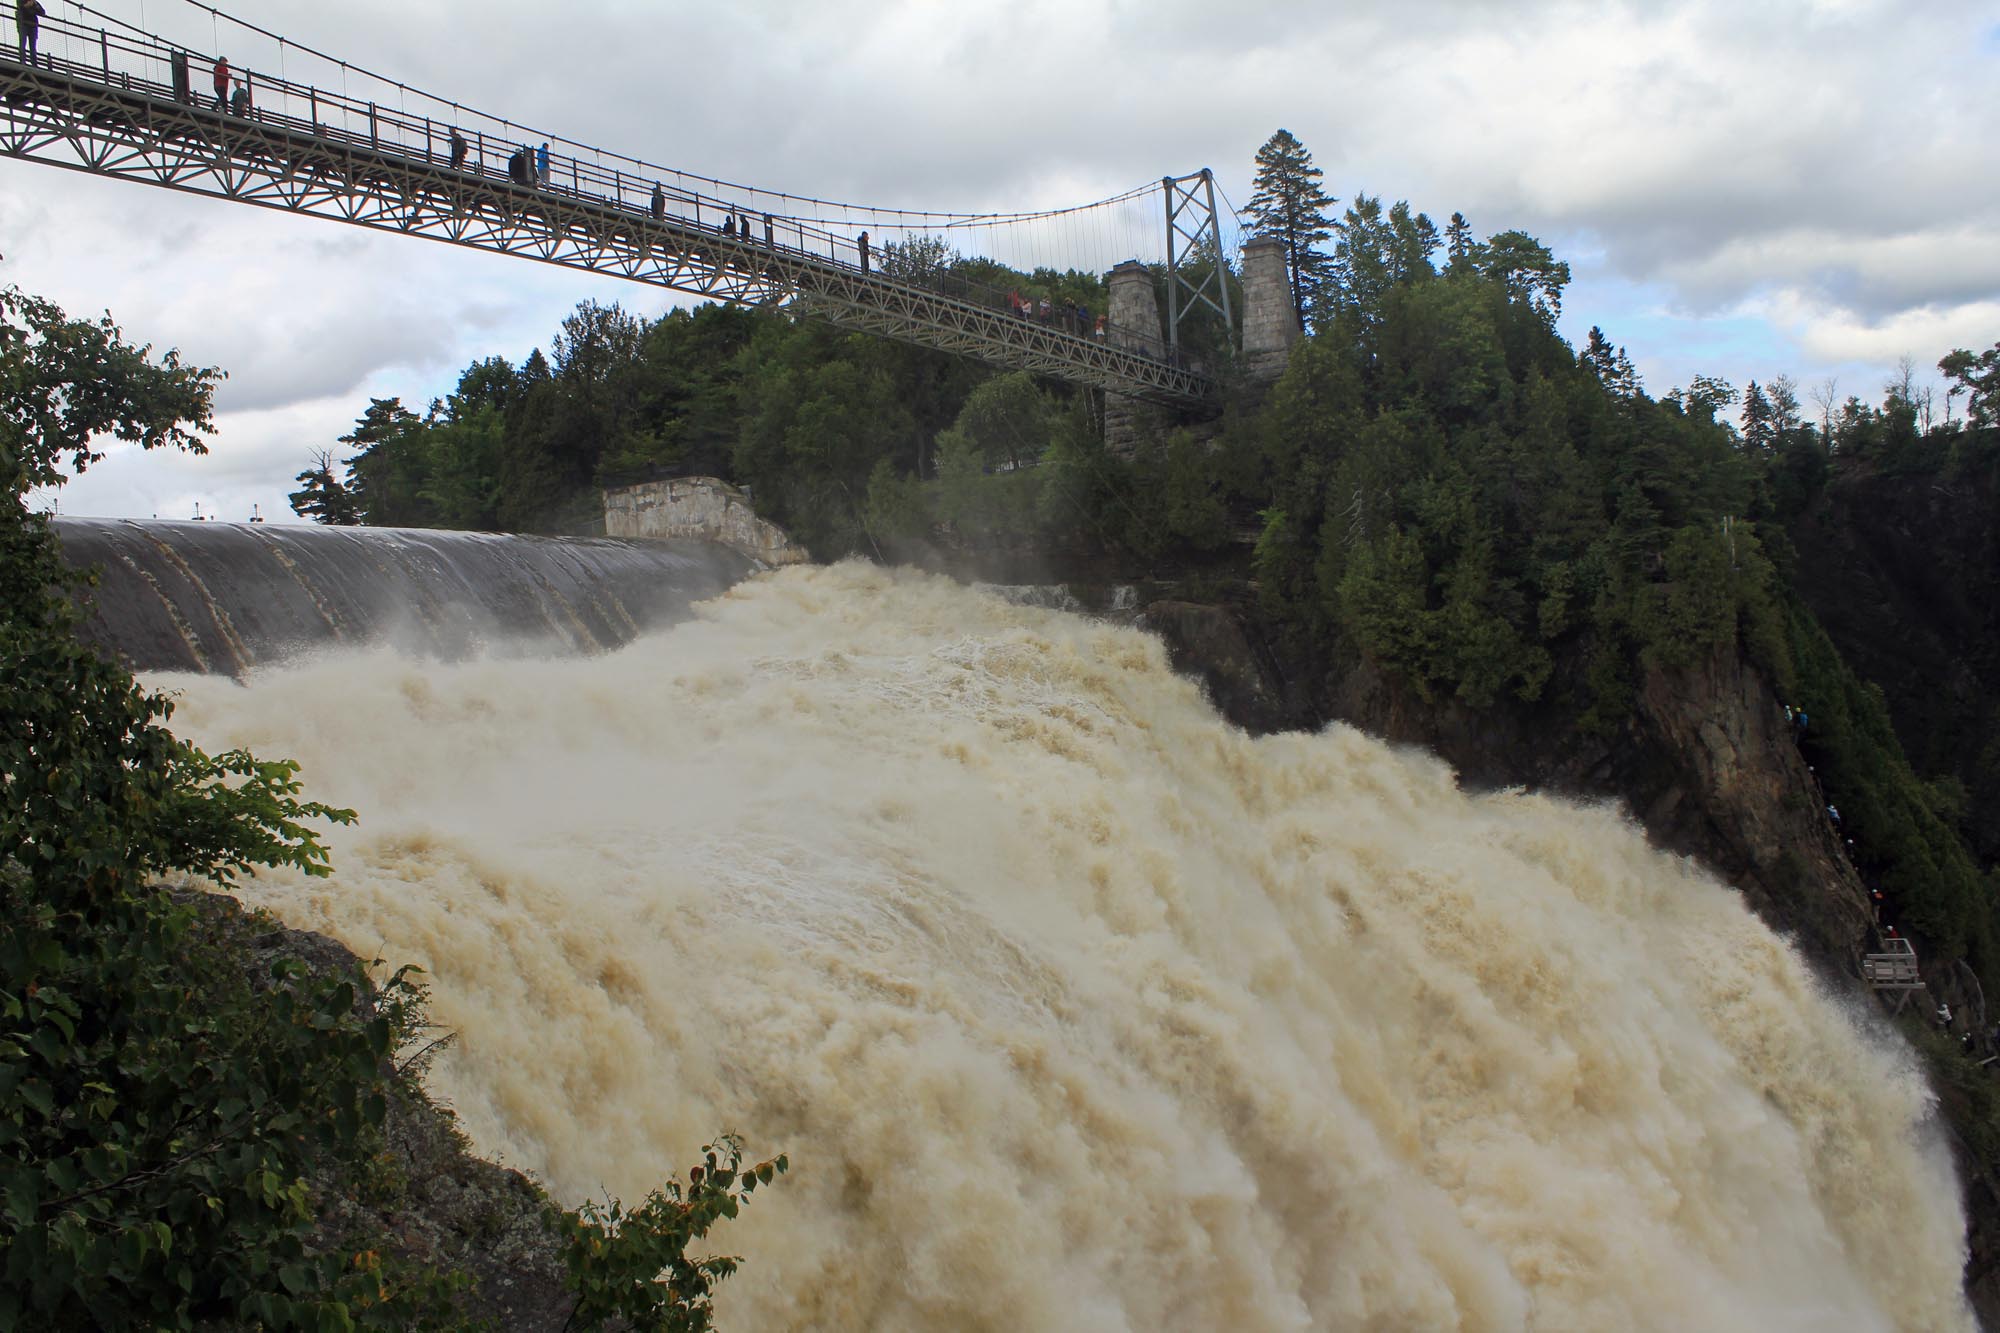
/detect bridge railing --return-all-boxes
[4,2,1190,368]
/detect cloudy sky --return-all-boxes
[5,0,1996,522]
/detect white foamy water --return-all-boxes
[154,562,1972,1331]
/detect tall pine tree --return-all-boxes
[1242,129,1335,331]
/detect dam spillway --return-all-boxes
[53,517,757,674]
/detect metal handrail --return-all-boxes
[3,2,1197,369]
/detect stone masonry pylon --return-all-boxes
[1242,235,1301,383]
[1103,260,1169,458]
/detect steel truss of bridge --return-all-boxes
[0,44,1214,408]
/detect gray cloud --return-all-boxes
[8,0,1998,519]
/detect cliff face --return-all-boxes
[1785,457,2000,865]
[1142,606,1872,970]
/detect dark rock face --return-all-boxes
[1317,643,1870,969]
[54,518,756,676]
[1785,459,2000,864]
[1135,600,1300,736]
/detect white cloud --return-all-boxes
[1754,289,2000,368]
[7,0,1997,518]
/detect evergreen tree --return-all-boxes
[1768,373,1804,441]
[1581,327,1642,398]
[1444,212,1476,273]
[1241,129,1335,331]
[1741,380,1776,453]
[1477,230,1571,325]
[338,397,428,526]
[287,447,361,524]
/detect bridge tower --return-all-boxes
[1161,168,1232,360]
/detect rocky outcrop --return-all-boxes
[604,477,813,568]
[1324,643,1871,966]
[1136,600,1301,736]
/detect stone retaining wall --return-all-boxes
[603,478,812,567]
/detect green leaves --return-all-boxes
[0,285,476,1328]
[0,285,222,496]
[554,1133,786,1332]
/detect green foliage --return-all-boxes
[1242,129,1335,328]
[554,1135,787,1333]
[340,397,432,527]
[289,448,363,525]
[1940,339,2000,428]
[937,371,1056,473]
[1,286,454,1327]
[1240,236,1784,715]
[0,286,221,494]
[1784,606,1994,973]
[861,456,932,549]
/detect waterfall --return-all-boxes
[56,517,755,673]
[152,561,1973,1331]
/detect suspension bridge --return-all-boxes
[0,1,1250,408]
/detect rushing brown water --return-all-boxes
[153,562,1973,1331]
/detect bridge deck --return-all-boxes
[0,18,1212,407]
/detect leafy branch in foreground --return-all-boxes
[556,1135,789,1333]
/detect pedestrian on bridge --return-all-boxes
[857,230,870,273]
[230,79,252,117]
[212,56,230,111]
[536,141,551,187]
[449,127,468,171]
[16,0,45,68]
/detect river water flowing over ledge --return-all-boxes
[56,517,754,673]
[149,562,1974,1331]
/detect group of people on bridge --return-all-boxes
[152,48,256,116]
[1008,289,1104,341]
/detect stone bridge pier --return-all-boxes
[1101,238,1300,457]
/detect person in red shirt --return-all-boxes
[212,56,230,111]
